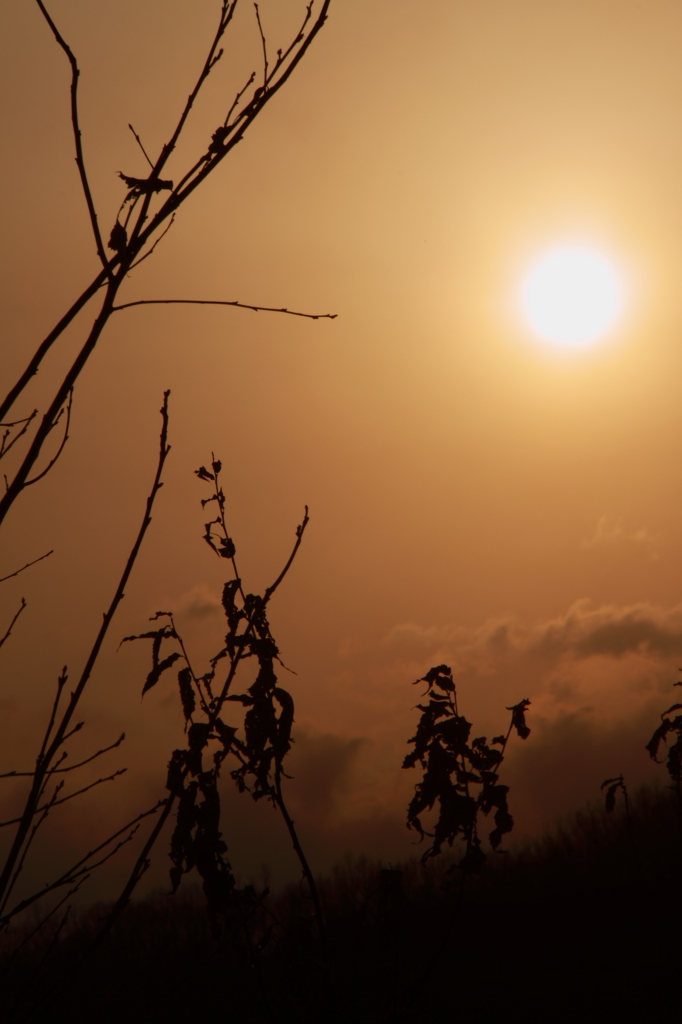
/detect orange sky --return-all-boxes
[3,0,682,896]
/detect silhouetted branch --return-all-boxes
[34,1,111,277]
[128,123,154,170]
[0,771,127,830]
[0,599,27,652]
[0,734,125,780]
[0,550,53,585]
[264,506,310,603]
[24,390,73,488]
[0,410,38,463]
[254,4,269,88]
[112,298,337,320]
[0,800,165,928]
[0,0,333,527]
[126,215,176,272]
[36,669,69,767]
[0,394,171,909]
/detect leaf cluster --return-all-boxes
[123,459,306,935]
[646,682,682,788]
[403,665,530,872]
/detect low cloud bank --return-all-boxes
[1,599,679,906]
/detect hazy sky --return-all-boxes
[3,0,682,895]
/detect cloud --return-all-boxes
[381,600,682,701]
[173,584,222,620]
[581,514,658,556]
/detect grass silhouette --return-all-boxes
[2,781,680,1023]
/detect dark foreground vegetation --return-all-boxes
[2,783,680,1024]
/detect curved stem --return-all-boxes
[34,1,111,276]
[112,299,336,320]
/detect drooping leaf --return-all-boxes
[645,720,674,762]
[142,651,181,696]
[108,221,127,252]
[507,698,532,740]
[178,667,195,722]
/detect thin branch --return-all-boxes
[24,390,73,488]
[123,0,238,257]
[127,215,176,272]
[90,795,176,947]
[0,394,171,906]
[0,415,36,428]
[0,550,53,585]
[0,801,164,928]
[36,668,69,767]
[0,782,64,917]
[0,771,126,829]
[0,270,106,425]
[0,599,27,652]
[0,279,121,528]
[112,299,337,320]
[1,734,125,779]
[0,409,38,463]
[223,71,257,129]
[0,0,332,445]
[264,506,309,603]
[138,0,332,235]
[128,124,154,170]
[34,1,111,277]
[150,0,238,178]
[254,4,269,88]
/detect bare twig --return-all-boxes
[0,599,27,652]
[0,410,38,463]
[0,550,53,585]
[36,669,69,767]
[0,393,171,908]
[254,4,269,88]
[0,0,333,516]
[0,782,65,917]
[0,801,164,929]
[0,771,127,829]
[264,506,309,602]
[128,123,154,170]
[112,298,337,320]
[127,215,176,272]
[34,1,111,277]
[24,391,73,488]
[0,734,125,780]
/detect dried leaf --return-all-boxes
[108,221,127,252]
[178,667,195,722]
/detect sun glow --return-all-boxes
[521,247,623,347]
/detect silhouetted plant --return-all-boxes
[646,680,682,837]
[403,664,531,874]
[601,773,629,815]
[1,0,336,999]
[601,772,644,880]
[109,458,333,1010]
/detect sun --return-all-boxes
[521,246,623,347]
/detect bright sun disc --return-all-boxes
[521,247,623,347]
